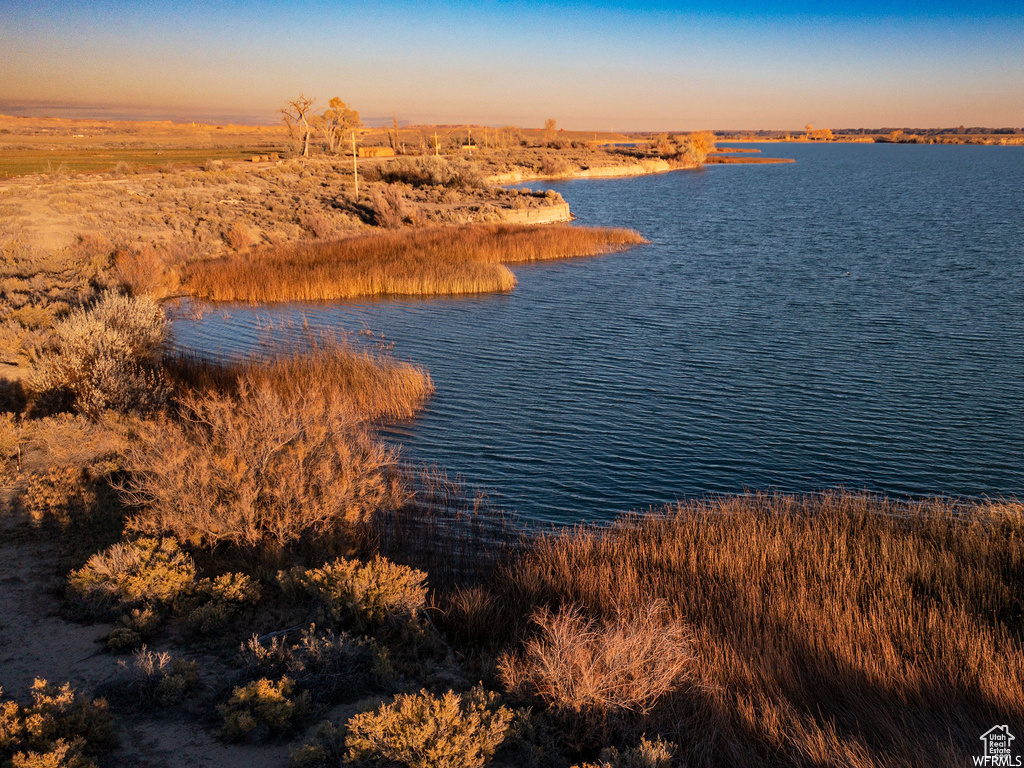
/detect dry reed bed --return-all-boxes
[181,223,648,302]
[448,491,1023,767]
[166,329,432,422]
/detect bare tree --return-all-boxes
[280,94,317,157]
[544,118,557,140]
[319,97,361,154]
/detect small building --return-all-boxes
[358,146,395,158]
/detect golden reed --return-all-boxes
[182,223,648,302]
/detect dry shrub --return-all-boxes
[373,156,486,189]
[120,384,404,552]
[648,132,715,165]
[240,625,378,705]
[181,223,646,302]
[301,210,347,239]
[342,686,512,768]
[167,328,433,422]
[13,413,131,470]
[219,677,310,742]
[494,492,1024,766]
[539,155,572,177]
[0,679,115,768]
[282,555,427,632]
[71,233,113,265]
[687,130,716,158]
[499,602,692,745]
[67,537,196,613]
[68,536,257,646]
[31,292,168,417]
[573,736,676,768]
[105,606,162,653]
[21,465,94,526]
[105,648,200,709]
[182,572,262,636]
[367,186,418,229]
[289,720,348,768]
[223,222,258,250]
[0,321,50,367]
[111,245,184,298]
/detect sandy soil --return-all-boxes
[0,516,114,695]
[0,510,300,767]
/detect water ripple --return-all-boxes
[173,143,1024,523]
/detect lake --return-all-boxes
[172,143,1024,524]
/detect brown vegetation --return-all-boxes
[499,602,693,746]
[339,686,513,768]
[0,678,115,768]
[31,292,169,417]
[473,492,1024,766]
[118,383,405,552]
[166,327,433,422]
[7,112,1019,768]
[181,223,648,302]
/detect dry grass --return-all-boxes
[180,223,648,302]
[465,492,1024,766]
[166,328,433,422]
[31,292,169,417]
[0,147,275,179]
[499,602,693,747]
[119,383,406,553]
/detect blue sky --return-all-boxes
[1,0,1021,129]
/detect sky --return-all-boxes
[1,0,1022,130]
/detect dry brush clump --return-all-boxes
[219,676,311,742]
[573,736,676,768]
[499,602,693,747]
[280,555,427,633]
[103,648,201,710]
[338,686,513,768]
[181,223,647,302]
[0,679,115,768]
[30,291,169,417]
[167,327,433,422]
[647,131,716,165]
[118,383,405,553]
[67,536,197,612]
[240,625,380,705]
[67,536,261,649]
[368,156,487,190]
[487,492,1024,767]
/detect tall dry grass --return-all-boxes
[166,328,433,422]
[499,601,694,747]
[119,383,405,553]
[181,223,647,302]
[454,492,1024,767]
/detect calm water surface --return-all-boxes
[173,143,1024,524]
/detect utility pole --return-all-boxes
[352,130,358,196]
[434,131,439,156]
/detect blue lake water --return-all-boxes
[172,143,1024,524]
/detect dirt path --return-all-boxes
[0,511,295,767]
[0,516,113,694]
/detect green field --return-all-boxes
[0,146,287,178]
